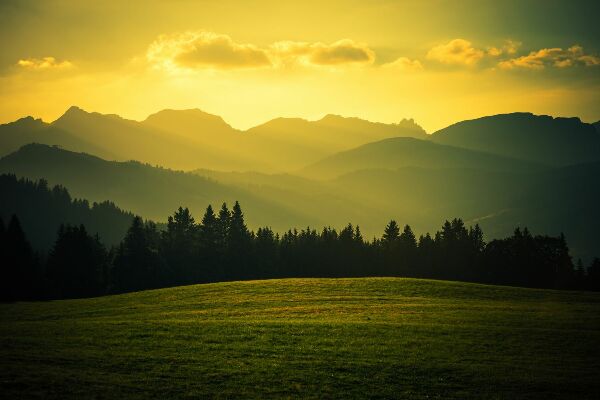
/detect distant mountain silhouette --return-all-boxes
[244,114,426,170]
[430,112,600,166]
[0,115,110,158]
[299,137,543,179]
[0,144,316,231]
[143,108,237,138]
[1,107,424,172]
[51,106,261,171]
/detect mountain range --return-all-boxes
[0,106,425,172]
[0,107,599,261]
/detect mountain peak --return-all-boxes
[319,113,345,121]
[64,105,87,115]
[52,105,90,124]
[1,115,47,130]
[143,108,235,131]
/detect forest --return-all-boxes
[2,176,599,301]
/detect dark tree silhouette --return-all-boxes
[46,224,107,299]
[112,217,163,292]
[198,205,220,282]
[0,174,135,252]
[227,201,253,279]
[2,200,597,301]
[162,207,198,285]
[587,258,600,291]
[1,215,38,301]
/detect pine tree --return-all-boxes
[112,216,162,292]
[217,203,231,249]
[161,208,198,285]
[227,201,253,278]
[2,215,37,301]
[198,205,220,281]
[398,224,418,275]
[46,224,107,299]
[382,220,400,245]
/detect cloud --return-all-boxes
[487,47,503,57]
[308,39,375,65]
[426,39,484,66]
[503,40,521,55]
[271,39,375,66]
[17,57,73,70]
[147,32,376,72]
[487,40,521,57]
[147,31,271,71]
[382,57,423,71]
[498,45,600,70]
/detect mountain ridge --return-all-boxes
[1,106,426,172]
[300,136,545,179]
[430,112,600,166]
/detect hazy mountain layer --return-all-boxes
[1,107,425,172]
[299,137,543,179]
[0,116,111,159]
[430,113,600,166]
[0,144,317,231]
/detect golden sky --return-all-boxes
[1,0,599,132]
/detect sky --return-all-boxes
[0,0,599,132]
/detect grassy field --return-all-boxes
[1,278,599,399]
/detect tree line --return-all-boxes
[0,174,134,251]
[2,201,600,301]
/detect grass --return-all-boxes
[1,277,599,399]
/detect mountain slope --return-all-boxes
[1,107,425,173]
[52,106,263,171]
[430,112,600,166]
[244,114,426,169]
[300,137,543,179]
[0,116,109,158]
[0,144,315,230]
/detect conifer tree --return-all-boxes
[46,224,106,299]
[112,216,162,292]
[382,220,400,245]
[2,215,37,301]
[198,205,220,281]
[227,201,253,278]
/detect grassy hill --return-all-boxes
[1,278,598,399]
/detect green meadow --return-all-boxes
[1,278,599,399]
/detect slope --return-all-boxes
[244,114,426,169]
[0,144,316,231]
[1,107,426,173]
[300,137,543,180]
[430,112,600,166]
[0,116,110,158]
